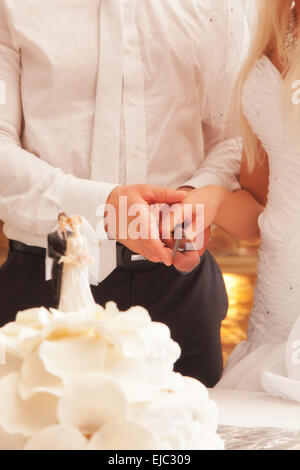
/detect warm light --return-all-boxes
[221,273,255,363]
[223,273,242,297]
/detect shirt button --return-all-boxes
[125,44,133,53]
[130,97,138,105]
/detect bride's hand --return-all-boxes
[177,185,228,234]
[85,256,94,265]
[59,254,76,265]
[79,252,94,265]
[162,185,228,272]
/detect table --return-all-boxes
[209,389,300,450]
[219,426,300,450]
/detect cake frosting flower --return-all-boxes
[0,303,223,450]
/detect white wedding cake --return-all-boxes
[0,303,223,450]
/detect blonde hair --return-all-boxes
[68,215,82,225]
[239,0,300,172]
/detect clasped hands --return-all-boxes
[105,184,227,273]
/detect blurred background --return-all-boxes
[0,222,259,364]
[207,227,258,363]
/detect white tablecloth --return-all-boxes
[209,389,300,429]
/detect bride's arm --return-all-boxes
[80,236,94,265]
[214,189,264,239]
[214,148,269,240]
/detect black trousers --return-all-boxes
[51,262,63,308]
[0,248,228,387]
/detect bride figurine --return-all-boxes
[58,215,96,313]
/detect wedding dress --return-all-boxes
[217,55,300,391]
[58,233,96,313]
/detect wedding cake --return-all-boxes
[0,302,224,450]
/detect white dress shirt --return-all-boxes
[0,0,248,282]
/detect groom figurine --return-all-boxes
[47,213,71,308]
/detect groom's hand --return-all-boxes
[163,225,211,273]
[105,184,186,266]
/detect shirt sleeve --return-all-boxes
[0,3,116,240]
[183,0,249,193]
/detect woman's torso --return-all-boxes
[242,55,300,343]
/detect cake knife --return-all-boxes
[172,223,185,260]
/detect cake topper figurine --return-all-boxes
[47,212,72,308]
[56,215,96,313]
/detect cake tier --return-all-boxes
[0,303,223,450]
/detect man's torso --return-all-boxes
[3,0,232,187]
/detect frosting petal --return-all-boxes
[39,336,107,382]
[88,419,157,450]
[0,353,21,380]
[0,373,57,437]
[57,372,127,435]
[0,425,28,450]
[19,349,62,399]
[24,425,88,450]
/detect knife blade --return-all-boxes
[172,224,185,260]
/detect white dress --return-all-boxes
[58,234,96,313]
[217,55,300,391]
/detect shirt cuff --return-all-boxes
[61,176,119,284]
[61,175,118,233]
[183,172,240,193]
